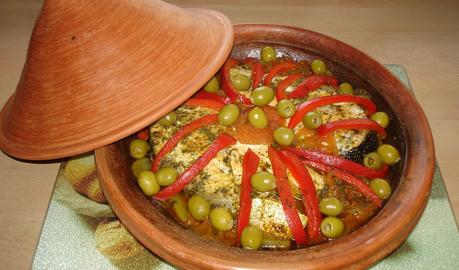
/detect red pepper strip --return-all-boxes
[288,95,377,129]
[284,147,389,179]
[236,149,260,245]
[136,129,149,141]
[184,98,225,111]
[221,58,251,105]
[288,75,339,99]
[278,150,321,241]
[263,61,298,86]
[268,147,308,245]
[194,90,231,104]
[243,58,264,89]
[303,160,383,207]
[317,118,387,138]
[275,73,304,101]
[151,114,218,172]
[154,133,237,201]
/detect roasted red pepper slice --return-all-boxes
[268,147,308,245]
[136,129,149,141]
[285,147,389,179]
[151,114,218,172]
[288,95,377,129]
[263,61,298,86]
[317,118,387,138]
[275,73,304,101]
[184,98,225,111]
[154,133,237,201]
[194,90,231,104]
[279,150,321,241]
[243,58,264,89]
[236,149,260,245]
[288,75,338,99]
[221,58,252,105]
[303,160,383,207]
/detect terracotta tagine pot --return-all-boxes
[0,0,434,269]
[95,24,435,269]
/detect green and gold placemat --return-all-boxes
[31,65,459,270]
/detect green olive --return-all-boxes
[320,216,344,238]
[248,107,268,129]
[261,46,276,63]
[188,194,210,221]
[231,73,251,91]
[204,76,220,93]
[370,178,392,200]
[155,167,178,186]
[311,59,327,75]
[302,111,322,129]
[261,237,291,250]
[240,225,263,250]
[251,171,276,192]
[339,82,354,95]
[363,152,383,169]
[137,171,160,196]
[170,195,188,222]
[273,127,295,146]
[210,207,233,231]
[129,139,150,159]
[250,86,274,106]
[131,157,151,177]
[218,104,240,126]
[276,99,296,118]
[371,111,390,128]
[158,111,177,127]
[319,197,344,216]
[377,144,401,165]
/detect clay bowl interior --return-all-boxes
[95,24,435,270]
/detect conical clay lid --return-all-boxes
[0,0,233,160]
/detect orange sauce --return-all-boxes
[294,127,338,155]
[229,105,284,145]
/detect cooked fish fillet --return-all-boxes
[149,67,371,241]
[230,66,369,154]
[150,106,320,240]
